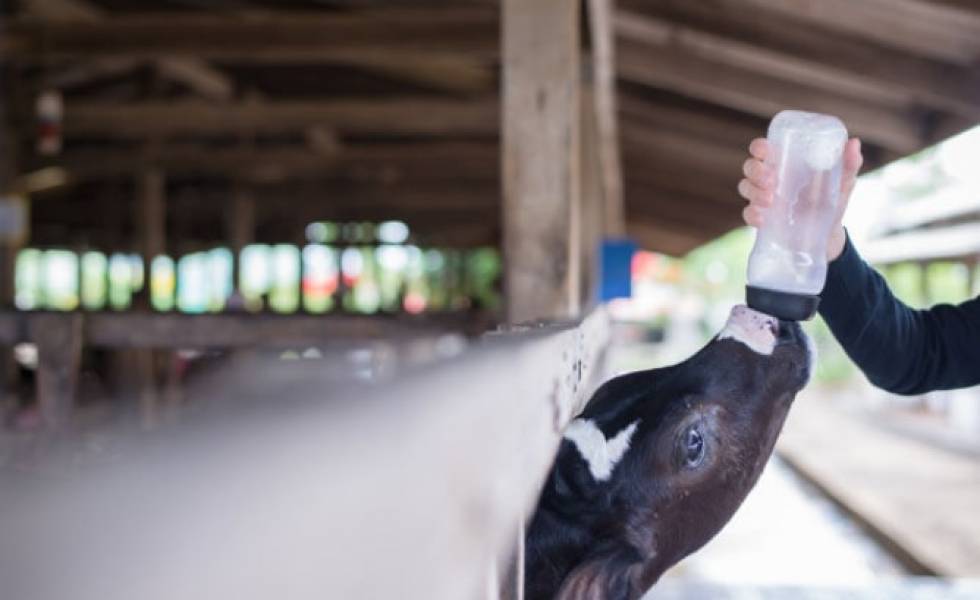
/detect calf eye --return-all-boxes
[683,426,705,468]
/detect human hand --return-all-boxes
[738,137,863,261]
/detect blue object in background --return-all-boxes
[599,238,635,301]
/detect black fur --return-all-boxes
[525,318,810,600]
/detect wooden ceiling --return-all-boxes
[2,0,979,255]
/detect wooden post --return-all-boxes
[227,184,255,302]
[502,0,583,324]
[586,0,626,238]
[0,77,22,409]
[137,168,166,305]
[135,169,165,428]
[579,87,604,310]
[30,313,83,431]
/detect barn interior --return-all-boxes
[1,0,980,598]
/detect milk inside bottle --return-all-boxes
[746,110,848,321]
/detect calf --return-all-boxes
[525,305,812,600]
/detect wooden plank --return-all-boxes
[736,0,980,66]
[618,1,980,121]
[0,308,611,600]
[18,0,236,102]
[625,189,740,234]
[502,0,582,324]
[621,120,746,180]
[0,312,480,348]
[617,9,903,107]
[25,141,500,182]
[0,9,498,60]
[57,99,498,138]
[19,0,103,21]
[586,0,625,237]
[618,93,765,148]
[626,219,713,256]
[331,52,493,96]
[617,39,925,154]
[29,312,83,431]
[155,58,234,102]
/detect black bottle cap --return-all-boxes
[746,285,820,321]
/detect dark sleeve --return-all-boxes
[818,234,980,395]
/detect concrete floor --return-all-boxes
[778,394,980,578]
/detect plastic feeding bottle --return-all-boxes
[746,110,848,321]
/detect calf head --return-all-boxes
[525,305,812,600]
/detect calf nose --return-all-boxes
[730,305,779,335]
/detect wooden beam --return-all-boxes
[586,0,625,238]
[26,141,500,182]
[618,93,765,148]
[332,52,493,96]
[0,9,498,61]
[56,99,498,138]
[625,188,740,232]
[43,58,141,89]
[626,219,714,256]
[155,58,234,102]
[19,0,104,22]
[31,181,501,229]
[617,0,980,120]
[18,0,236,102]
[734,0,980,66]
[502,0,581,323]
[621,121,746,180]
[617,39,925,154]
[0,311,480,348]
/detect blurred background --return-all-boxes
[616,124,980,596]
[1,0,979,598]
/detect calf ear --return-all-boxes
[554,553,640,600]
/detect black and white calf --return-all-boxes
[525,305,812,600]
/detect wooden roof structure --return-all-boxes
[2,0,980,257]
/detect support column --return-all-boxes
[137,168,166,306]
[31,313,83,432]
[0,70,23,411]
[579,87,604,310]
[135,169,165,428]
[586,0,626,239]
[226,184,255,309]
[502,0,582,324]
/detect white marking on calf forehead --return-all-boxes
[563,419,639,482]
[717,305,778,355]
